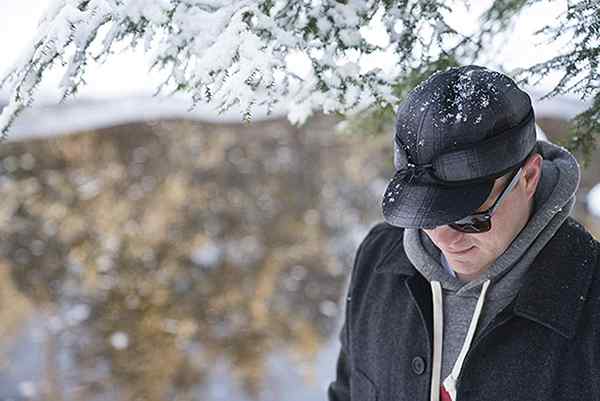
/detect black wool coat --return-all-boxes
[328,217,600,401]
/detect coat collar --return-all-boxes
[375,218,599,339]
[512,218,598,338]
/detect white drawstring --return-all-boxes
[430,281,443,401]
[430,279,491,401]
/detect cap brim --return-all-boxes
[382,171,495,229]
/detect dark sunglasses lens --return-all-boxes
[449,216,491,233]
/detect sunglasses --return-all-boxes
[448,167,524,233]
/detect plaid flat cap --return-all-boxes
[382,65,537,229]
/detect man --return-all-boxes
[328,65,600,401]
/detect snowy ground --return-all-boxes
[0,95,286,143]
[0,87,584,143]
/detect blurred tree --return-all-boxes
[0,115,376,400]
[0,0,597,159]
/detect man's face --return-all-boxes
[423,156,541,282]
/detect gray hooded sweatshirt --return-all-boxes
[403,140,580,397]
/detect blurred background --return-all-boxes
[1,1,600,401]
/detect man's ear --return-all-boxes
[522,153,543,200]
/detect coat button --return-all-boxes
[411,356,426,375]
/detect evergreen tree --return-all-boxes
[0,0,597,159]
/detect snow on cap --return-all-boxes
[383,65,537,229]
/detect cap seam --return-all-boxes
[437,108,534,156]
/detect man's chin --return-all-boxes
[443,248,475,265]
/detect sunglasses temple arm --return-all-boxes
[489,168,523,215]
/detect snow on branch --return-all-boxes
[0,0,457,140]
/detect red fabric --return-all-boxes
[440,385,453,401]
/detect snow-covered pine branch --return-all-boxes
[0,0,457,140]
[1,0,597,159]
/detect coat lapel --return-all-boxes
[372,229,435,347]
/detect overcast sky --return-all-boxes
[0,0,163,101]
